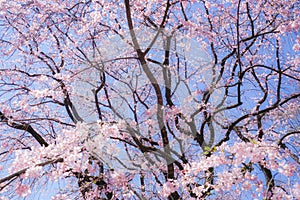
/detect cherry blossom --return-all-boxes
[15,184,31,197]
[0,0,299,199]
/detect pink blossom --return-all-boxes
[0,0,299,199]
[15,184,31,197]
[242,181,252,190]
[25,166,43,178]
[292,183,300,199]
[51,194,72,200]
[161,180,179,197]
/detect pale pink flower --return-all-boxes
[25,166,43,178]
[15,184,31,197]
[51,194,72,200]
[242,181,252,191]
[161,180,179,197]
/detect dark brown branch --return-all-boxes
[0,111,48,147]
[0,158,63,185]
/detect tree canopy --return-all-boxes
[0,0,299,199]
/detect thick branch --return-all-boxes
[0,111,48,147]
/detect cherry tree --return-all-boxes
[0,0,299,199]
